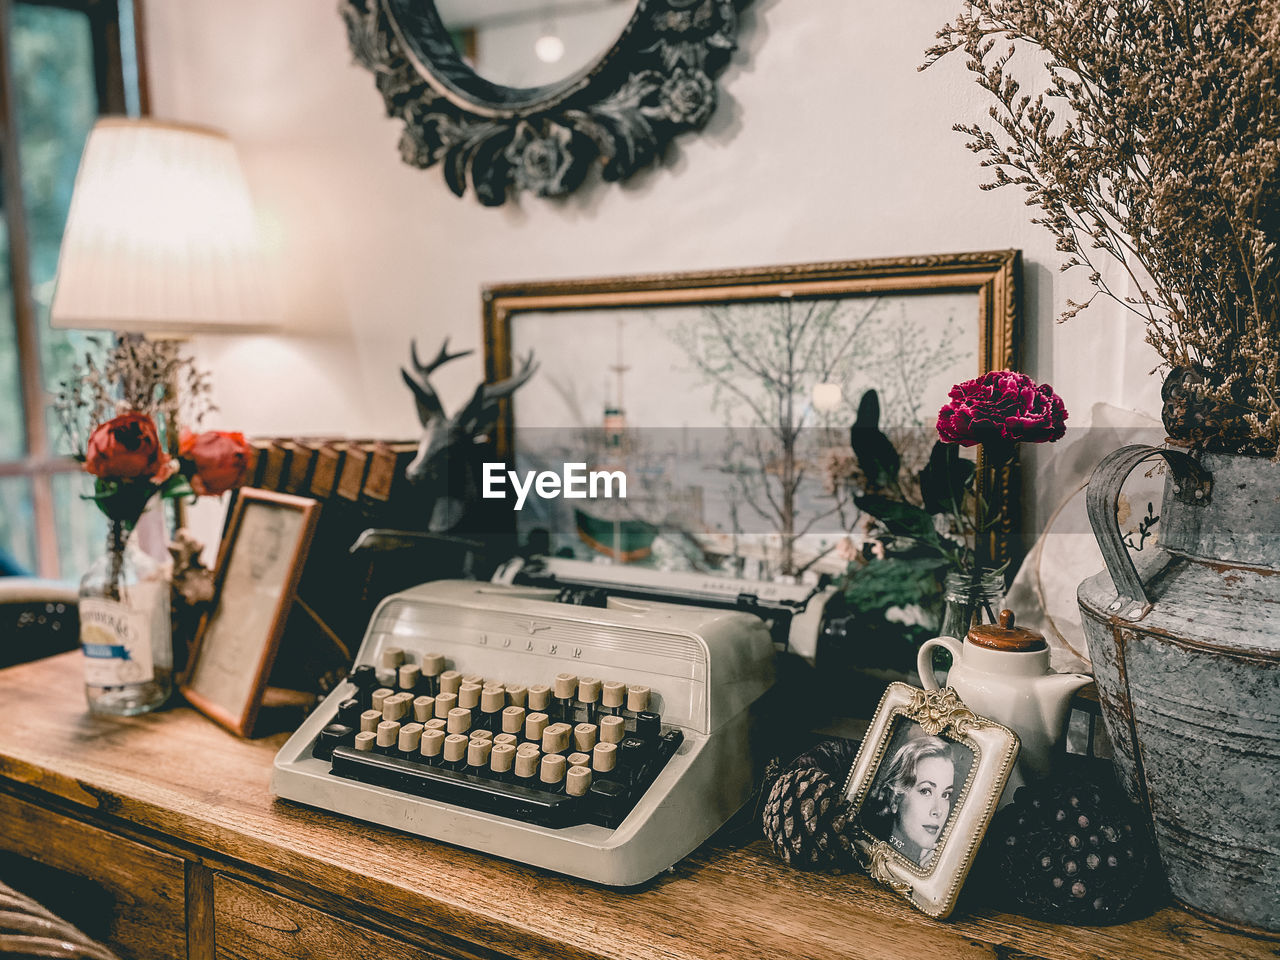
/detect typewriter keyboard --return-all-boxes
[312,650,684,830]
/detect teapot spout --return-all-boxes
[1037,671,1093,743]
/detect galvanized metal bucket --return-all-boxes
[1078,445,1280,934]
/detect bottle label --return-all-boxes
[80,598,154,686]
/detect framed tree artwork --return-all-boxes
[482,252,1021,581]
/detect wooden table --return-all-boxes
[1,653,1275,960]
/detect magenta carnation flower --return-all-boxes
[937,371,1068,447]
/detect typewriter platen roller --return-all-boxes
[271,579,774,886]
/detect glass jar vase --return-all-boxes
[938,568,1006,639]
[78,521,173,715]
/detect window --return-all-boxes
[0,0,145,578]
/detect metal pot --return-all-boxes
[1078,445,1280,934]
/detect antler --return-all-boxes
[481,351,539,403]
[411,337,473,378]
[402,337,475,424]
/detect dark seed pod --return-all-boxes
[976,769,1156,924]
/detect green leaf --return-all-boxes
[855,494,940,544]
[918,441,975,515]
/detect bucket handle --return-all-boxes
[1086,445,1212,621]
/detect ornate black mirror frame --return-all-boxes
[339,0,746,205]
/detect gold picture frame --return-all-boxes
[842,682,1020,918]
[482,251,1022,566]
[181,489,319,736]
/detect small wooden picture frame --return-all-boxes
[842,682,1019,919]
[181,489,320,736]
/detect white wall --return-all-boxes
[143,0,1165,556]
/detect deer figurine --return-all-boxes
[399,338,538,535]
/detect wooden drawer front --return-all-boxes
[214,875,444,960]
[0,790,187,960]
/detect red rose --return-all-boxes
[937,371,1068,447]
[84,413,166,481]
[180,430,252,496]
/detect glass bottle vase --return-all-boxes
[78,520,173,715]
[938,568,1006,639]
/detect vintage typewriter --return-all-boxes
[272,577,775,886]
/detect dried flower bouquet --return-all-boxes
[924,1,1280,454]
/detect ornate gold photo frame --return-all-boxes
[842,682,1019,919]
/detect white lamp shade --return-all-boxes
[811,382,843,413]
[50,118,276,333]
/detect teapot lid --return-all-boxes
[967,609,1047,652]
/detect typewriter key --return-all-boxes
[438,670,462,696]
[370,688,394,713]
[424,718,447,733]
[398,663,421,692]
[592,741,617,773]
[434,692,457,719]
[541,722,572,755]
[413,695,435,723]
[469,729,493,742]
[443,733,468,770]
[636,710,661,741]
[540,753,567,787]
[420,728,445,762]
[574,722,598,752]
[337,697,362,727]
[458,682,482,711]
[376,720,401,754]
[490,742,516,778]
[589,778,627,825]
[355,731,376,752]
[462,673,485,687]
[349,664,378,704]
[577,677,602,725]
[360,709,382,734]
[525,712,549,743]
[505,684,527,708]
[567,752,591,768]
[383,692,412,722]
[446,707,472,735]
[420,652,445,696]
[494,733,518,748]
[481,688,506,732]
[626,684,650,713]
[601,681,625,716]
[514,746,540,781]
[398,722,424,755]
[502,706,526,735]
[467,738,492,770]
[379,647,405,671]
[527,684,551,712]
[314,723,353,762]
[566,765,592,797]
[600,715,625,744]
[618,737,647,783]
[553,673,578,723]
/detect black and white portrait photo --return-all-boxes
[860,720,975,870]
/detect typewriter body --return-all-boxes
[272,578,774,886]
[495,555,848,662]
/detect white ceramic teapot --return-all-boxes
[917,609,1091,805]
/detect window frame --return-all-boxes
[0,0,148,577]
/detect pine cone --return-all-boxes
[762,765,856,870]
[979,772,1155,923]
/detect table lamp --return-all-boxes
[50,117,275,334]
